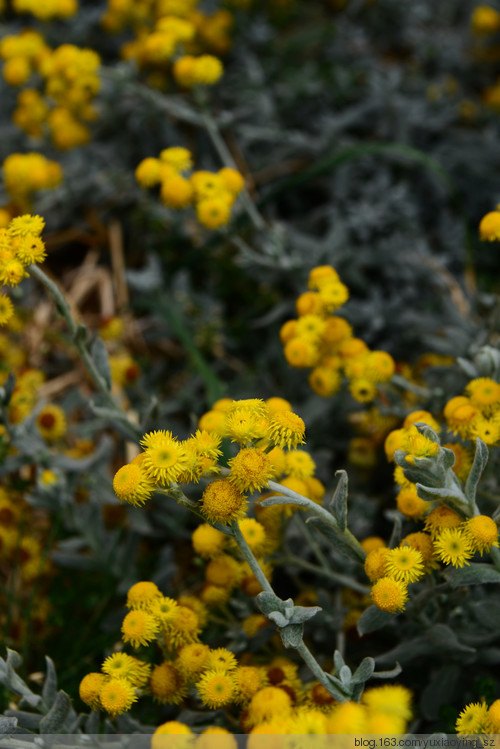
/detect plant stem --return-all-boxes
[30,265,140,440]
[231,520,274,594]
[266,480,366,563]
[295,640,349,702]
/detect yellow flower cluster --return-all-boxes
[0,30,49,87]
[367,420,499,614]
[456,698,500,734]
[281,265,395,403]
[444,377,500,445]
[83,581,414,736]
[136,147,245,229]
[102,0,228,89]
[12,0,78,20]
[0,215,46,320]
[2,32,100,149]
[3,154,62,207]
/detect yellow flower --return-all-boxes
[149,662,187,704]
[326,701,368,734]
[308,264,339,289]
[159,147,193,172]
[7,214,45,237]
[403,409,441,433]
[192,523,227,558]
[126,581,162,610]
[284,336,319,368]
[135,157,161,187]
[402,425,439,460]
[201,478,247,525]
[238,518,267,555]
[196,669,236,709]
[362,684,413,722]
[364,547,391,582]
[371,577,408,613]
[463,515,498,555]
[160,174,194,209]
[308,365,342,397]
[248,686,292,726]
[488,699,500,732]
[479,211,500,241]
[433,527,474,567]
[456,701,489,734]
[206,648,238,672]
[151,721,192,749]
[349,378,377,403]
[384,546,425,583]
[113,463,155,507]
[197,727,237,749]
[284,449,316,479]
[234,666,265,703]
[192,55,224,85]
[205,554,243,589]
[424,504,463,537]
[177,642,210,678]
[472,5,500,33]
[121,609,160,648]
[79,673,107,710]
[167,605,201,646]
[140,430,188,486]
[0,294,14,326]
[102,653,151,687]
[396,485,427,520]
[218,167,244,196]
[228,447,274,494]
[196,195,233,229]
[469,415,500,445]
[401,532,435,568]
[267,410,305,449]
[14,234,46,265]
[318,278,349,311]
[99,678,137,717]
[36,404,66,441]
[466,377,500,409]
[149,596,179,630]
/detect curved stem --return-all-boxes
[231,520,274,594]
[296,640,349,702]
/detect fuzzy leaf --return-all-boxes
[371,663,402,679]
[268,611,289,628]
[357,606,395,636]
[4,709,39,731]
[256,591,284,616]
[470,600,500,630]
[0,716,18,734]
[457,357,478,379]
[441,447,456,471]
[42,656,58,708]
[279,623,303,648]
[306,516,362,563]
[415,483,465,504]
[351,657,375,685]
[445,563,500,587]
[90,336,112,392]
[288,605,322,624]
[465,438,489,504]
[329,470,348,531]
[39,690,71,734]
[333,651,345,673]
[339,665,352,686]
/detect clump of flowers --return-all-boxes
[2,154,62,209]
[136,146,245,229]
[444,377,500,445]
[12,0,78,20]
[280,265,396,403]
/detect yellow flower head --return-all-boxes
[248,685,292,726]
[456,701,489,735]
[234,666,265,703]
[228,447,275,494]
[192,523,226,558]
[149,662,187,704]
[295,313,327,342]
[466,377,500,409]
[159,146,193,173]
[121,609,160,648]
[201,478,247,525]
[167,605,201,646]
[433,527,474,567]
[318,279,349,311]
[126,581,162,610]
[469,415,500,445]
[402,425,439,461]
[218,167,244,196]
[140,430,188,486]
[160,174,194,209]
[135,157,161,188]
[177,642,210,678]
[102,653,151,687]
[424,505,463,537]
[196,195,232,230]
[371,577,408,613]
[308,365,342,398]
[488,699,500,732]
[196,669,236,709]
[238,518,267,555]
[396,485,427,520]
[205,554,243,590]
[349,378,377,403]
[403,409,441,433]
[284,449,316,479]
[471,5,500,34]
[362,684,413,722]
[360,536,386,554]
[364,547,391,583]
[113,463,155,507]
[463,515,498,555]
[479,210,500,241]
[0,294,14,326]
[7,214,45,238]
[99,677,137,717]
[401,532,435,567]
[79,673,107,710]
[206,647,238,672]
[284,336,319,368]
[36,404,66,441]
[384,545,425,583]
[267,410,305,449]
[326,701,368,734]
